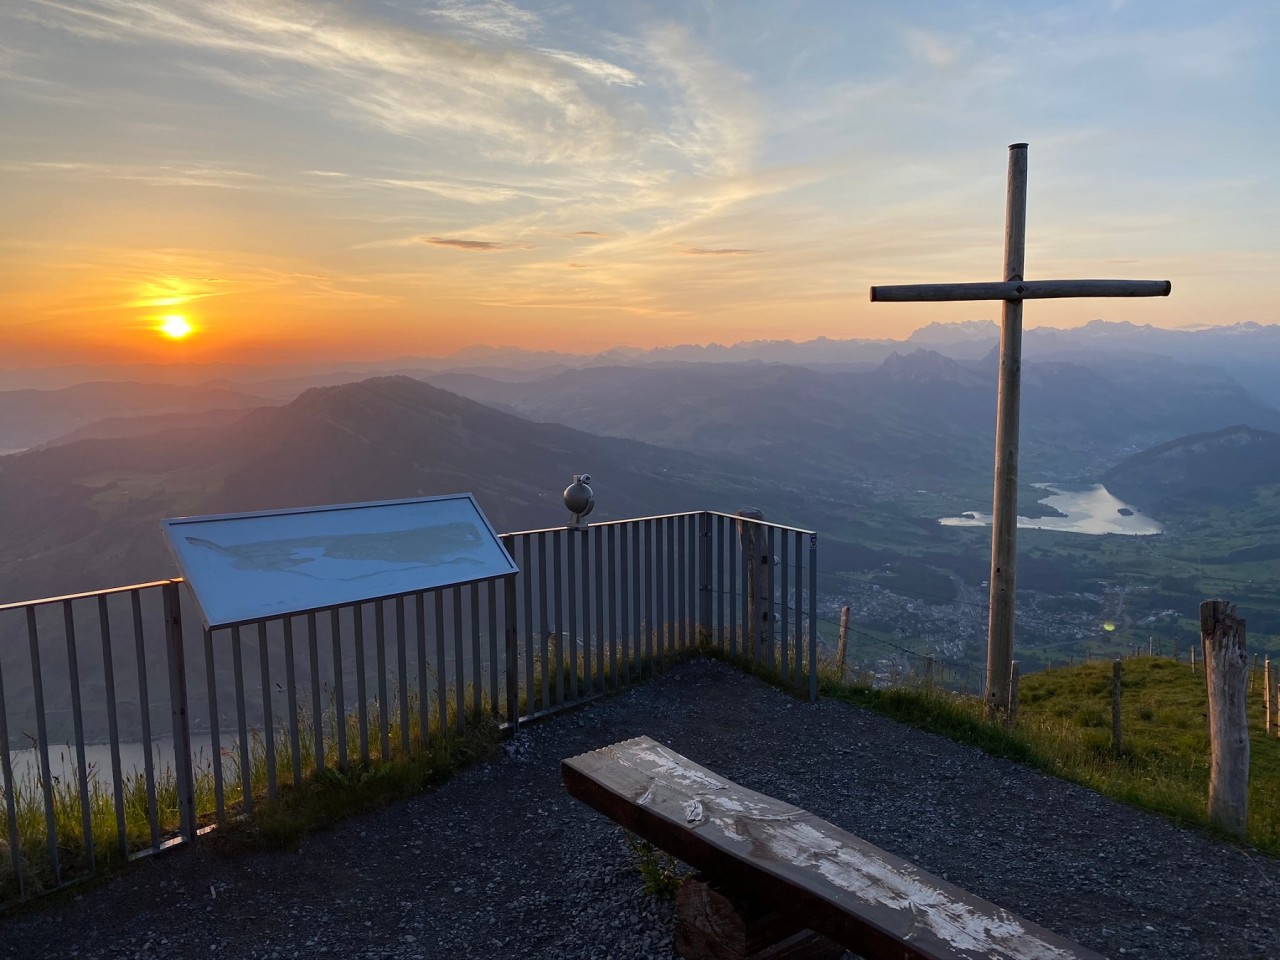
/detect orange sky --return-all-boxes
[3,1,1276,368]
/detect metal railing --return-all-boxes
[0,510,817,903]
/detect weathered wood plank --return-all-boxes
[563,736,1105,960]
[869,278,1171,302]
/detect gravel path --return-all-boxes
[3,657,1277,960]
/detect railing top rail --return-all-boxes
[504,510,815,539]
[703,510,816,536]
[0,578,182,613]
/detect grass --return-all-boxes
[623,833,686,900]
[0,626,705,905]
[10,621,1273,912]
[0,684,503,902]
[817,654,1280,855]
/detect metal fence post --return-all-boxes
[163,580,197,841]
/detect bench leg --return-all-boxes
[674,876,847,960]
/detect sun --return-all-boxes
[158,314,194,339]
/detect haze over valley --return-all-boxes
[5,319,1280,701]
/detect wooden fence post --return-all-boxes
[836,606,849,682]
[1191,644,1196,673]
[1201,600,1250,838]
[1111,659,1123,755]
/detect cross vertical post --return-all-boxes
[869,142,1170,717]
[987,142,1028,716]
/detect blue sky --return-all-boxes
[1,0,1276,364]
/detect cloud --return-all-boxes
[571,230,608,237]
[426,0,541,41]
[426,237,509,251]
[681,246,760,256]
[24,0,648,168]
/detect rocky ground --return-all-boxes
[3,656,1277,959]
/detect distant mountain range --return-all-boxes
[7,320,1280,402]
[0,377,781,601]
[427,347,1280,488]
[0,381,269,452]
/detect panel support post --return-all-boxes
[164,580,197,842]
[1201,599,1249,838]
[985,142,1028,717]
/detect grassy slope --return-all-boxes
[822,656,1280,855]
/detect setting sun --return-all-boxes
[159,314,194,339]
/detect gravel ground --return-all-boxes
[3,657,1278,960]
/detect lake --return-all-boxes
[939,483,1162,536]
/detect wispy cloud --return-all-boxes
[426,237,514,251]
[2,159,264,189]
[681,246,759,256]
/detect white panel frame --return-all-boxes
[162,494,517,628]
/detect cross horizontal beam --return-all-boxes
[869,278,1171,302]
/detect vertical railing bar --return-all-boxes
[203,627,224,824]
[486,579,499,715]
[0,625,26,898]
[716,514,726,651]
[232,624,252,813]
[521,536,535,715]
[307,611,324,776]
[330,607,348,772]
[670,519,680,670]
[780,529,791,682]
[809,533,818,702]
[654,518,664,670]
[434,591,448,736]
[677,514,687,651]
[62,600,95,873]
[566,529,579,702]
[375,599,390,761]
[580,528,592,697]
[284,617,303,788]
[606,524,617,689]
[645,520,655,674]
[163,582,195,841]
[396,595,410,757]
[728,516,738,659]
[553,531,564,707]
[762,527,773,670]
[538,532,550,712]
[594,523,605,692]
[96,595,127,860]
[788,535,798,691]
[452,585,465,732]
[468,585,481,719]
[502,571,519,727]
[743,521,753,663]
[257,621,277,801]
[26,607,60,883]
[354,603,370,765]
[133,591,161,847]
[620,523,631,686]
[415,593,429,750]
[629,522,641,682]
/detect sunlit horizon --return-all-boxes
[3,1,1277,369]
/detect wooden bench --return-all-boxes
[563,736,1105,960]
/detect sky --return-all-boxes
[2,0,1277,367]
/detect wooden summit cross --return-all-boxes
[870,142,1171,716]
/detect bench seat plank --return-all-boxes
[563,736,1105,960]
